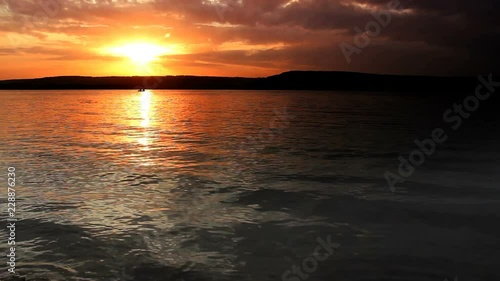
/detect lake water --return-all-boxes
[0,90,499,281]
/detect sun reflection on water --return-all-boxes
[138,90,153,155]
[140,91,152,128]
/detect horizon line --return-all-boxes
[0,70,480,82]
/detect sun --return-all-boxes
[105,43,172,66]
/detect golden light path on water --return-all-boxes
[139,91,152,150]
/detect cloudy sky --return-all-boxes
[1,0,499,79]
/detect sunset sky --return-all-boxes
[1,0,499,79]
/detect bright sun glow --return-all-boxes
[105,43,173,65]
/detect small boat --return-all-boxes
[138,88,146,92]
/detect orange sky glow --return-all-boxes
[1,0,302,79]
[1,0,499,79]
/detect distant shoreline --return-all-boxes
[0,71,490,92]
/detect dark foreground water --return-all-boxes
[0,90,499,281]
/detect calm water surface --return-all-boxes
[0,90,499,281]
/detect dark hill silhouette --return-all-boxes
[0,71,489,93]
